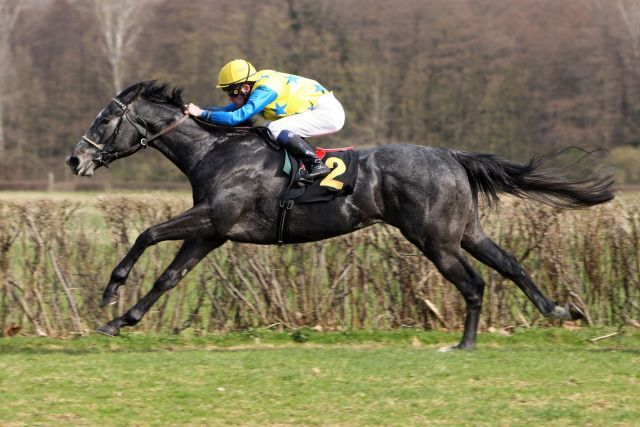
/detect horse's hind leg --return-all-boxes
[402,225,486,350]
[461,222,584,321]
[97,237,224,336]
[420,244,487,350]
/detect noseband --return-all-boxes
[82,97,188,167]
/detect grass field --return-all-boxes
[1,328,639,426]
[1,192,639,424]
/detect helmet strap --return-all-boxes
[244,60,251,84]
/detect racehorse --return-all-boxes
[66,81,614,350]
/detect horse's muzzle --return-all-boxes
[66,154,97,176]
[66,155,79,171]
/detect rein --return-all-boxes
[192,116,253,133]
[192,116,281,151]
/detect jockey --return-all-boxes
[184,59,345,181]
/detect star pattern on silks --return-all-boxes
[286,75,300,85]
[274,103,288,116]
[314,83,326,93]
[257,73,270,82]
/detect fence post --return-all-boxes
[48,172,55,192]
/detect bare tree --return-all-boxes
[90,0,152,93]
[0,0,26,159]
[617,0,640,73]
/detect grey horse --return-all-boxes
[66,82,613,350]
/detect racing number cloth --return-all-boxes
[276,148,358,244]
[295,150,358,203]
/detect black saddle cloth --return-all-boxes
[280,149,358,203]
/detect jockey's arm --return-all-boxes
[200,86,277,126]
[203,103,236,112]
[184,102,234,117]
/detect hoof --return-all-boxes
[438,344,475,352]
[550,303,585,321]
[99,293,119,309]
[96,323,120,337]
[567,303,585,321]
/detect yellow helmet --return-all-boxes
[216,59,258,88]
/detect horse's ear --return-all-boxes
[118,82,146,104]
[130,84,145,101]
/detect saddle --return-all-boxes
[248,125,356,193]
[242,125,358,244]
[277,146,358,244]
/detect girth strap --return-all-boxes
[277,200,294,245]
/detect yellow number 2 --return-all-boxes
[319,157,347,190]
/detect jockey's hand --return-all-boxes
[184,103,204,117]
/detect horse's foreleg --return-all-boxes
[97,237,224,336]
[100,204,215,308]
[462,232,584,321]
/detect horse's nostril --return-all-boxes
[66,156,79,169]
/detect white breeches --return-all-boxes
[267,93,345,140]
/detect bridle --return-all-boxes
[82,97,189,167]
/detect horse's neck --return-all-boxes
[149,118,272,181]
[149,121,218,177]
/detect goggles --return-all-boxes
[223,84,243,97]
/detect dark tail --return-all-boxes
[450,149,614,208]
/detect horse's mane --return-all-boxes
[120,81,184,109]
[141,81,184,108]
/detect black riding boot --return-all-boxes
[285,134,330,180]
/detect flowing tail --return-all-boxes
[450,149,614,208]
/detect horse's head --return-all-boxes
[66,81,164,176]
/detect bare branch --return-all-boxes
[0,0,27,158]
[617,0,640,72]
[89,0,154,93]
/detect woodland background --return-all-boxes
[1,0,640,186]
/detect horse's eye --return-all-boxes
[101,118,110,125]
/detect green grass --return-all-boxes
[1,328,639,426]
